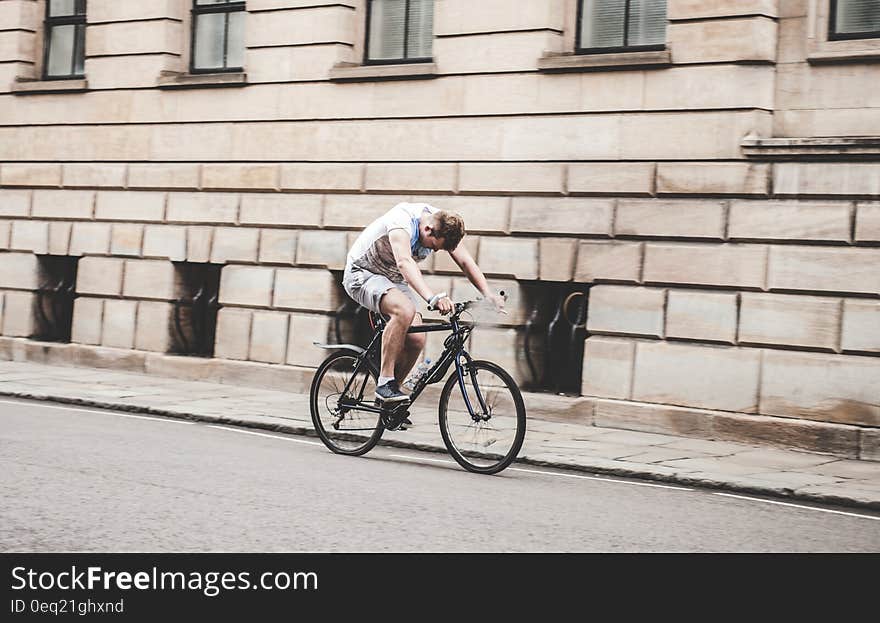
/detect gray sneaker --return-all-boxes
[375,380,410,404]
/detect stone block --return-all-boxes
[855,203,880,242]
[592,399,715,439]
[0,221,9,249]
[62,164,126,188]
[632,342,762,413]
[668,0,778,19]
[433,235,479,274]
[0,252,40,290]
[539,238,576,281]
[449,277,528,325]
[774,163,880,197]
[286,313,333,368]
[110,223,144,257]
[219,265,275,307]
[467,326,531,387]
[142,225,187,261]
[214,308,252,361]
[95,191,166,222]
[760,350,880,427]
[279,164,363,192]
[32,190,94,219]
[122,259,183,301]
[656,163,770,196]
[68,222,112,256]
[166,192,238,224]
[766,246,880,295]
[841,300,880,353]
[739,293,841,351]
[10,220,48,254]
[435,0,563,34]
[87,19,182,56]
[273,268,341,312]
[186,226,214,263]
[574,241,643,283]
[101,299,137,349]
[581,337,635,400]
[862,430,880,462]
[643,243,768,289]
[728,200,853,242]
[0,189,31,216]
[70,296,104,344]
[410,196,509,234]
[295,230,348,270]
[248,310,289,364]
[323,195,410,229]
[239,194,322,227]
[127,164,200,190]
[669,17,777,64]
[1,290,36,336]
[202,164,279,191]
[134,301,176,353]
[666,290,738,344]
[476,237,538,280]
[48,222,72,255]
[459,163,565,194]
[0,164,61,187]
[259,229,298,265]
[567,163,655,196]
[587,286,666,338]
[76,257,124,296]
[615,199,726,239]
[365,164,457,193]
[209,227,260,264]
[509,198,614,235]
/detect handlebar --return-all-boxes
[427,290,508,315]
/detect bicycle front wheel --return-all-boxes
[438,360,526,474]
[310,350,384,456]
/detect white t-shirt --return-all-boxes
[346,202,438,282]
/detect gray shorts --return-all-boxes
[342,264,419,314]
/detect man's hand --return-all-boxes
[486,292,507,315]
[429,292,454,315]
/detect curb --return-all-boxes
[2,390,877,512]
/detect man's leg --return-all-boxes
[395,312,426,384]
[378,288,416,385]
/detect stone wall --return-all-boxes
[0,0,878,448]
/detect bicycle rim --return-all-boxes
[310,352,384,456]
[439,360,526,474]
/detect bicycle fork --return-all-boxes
[455,351,491,422]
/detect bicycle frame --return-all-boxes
[335,314,490,421]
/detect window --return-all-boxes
[577,0,667,53]
[190,0,245,73]
[366,0,434,64]
[43,0,86,79]
[830,0,880,40]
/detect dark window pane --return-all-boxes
[196,0,231,5]
[581,0,625,49]
[407,0,433,58]
[226,11,245,68]
[368,0,406,60]
[628,0,667,46]
[74,23,85,75]
[194,12,226,69]
[46,24,75,76]
[835,0,880,34]
[49,0,76,16]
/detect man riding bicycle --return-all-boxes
[343,202,505,406]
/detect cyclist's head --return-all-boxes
[427,210,466,252]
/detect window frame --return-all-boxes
[575,0,667,55]
[189,0,246,75]
[828,0,880,41]
[364,0,434,66]
[42,0,87,81]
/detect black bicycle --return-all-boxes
[309,293,527,474]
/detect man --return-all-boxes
[343,202,505,405]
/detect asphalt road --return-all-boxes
[2,399,879,553]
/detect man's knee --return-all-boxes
[382,292,416,325]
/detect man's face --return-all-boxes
[421,220,447,251]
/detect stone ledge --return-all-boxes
[11,78,88,95]
[537,49,671,72]
[807,49,880,65]
[328,62,437,82]
[157,71,248,89]
[743,136,880,159]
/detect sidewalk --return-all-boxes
[1,358,878,511]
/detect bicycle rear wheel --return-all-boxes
[310,350,384,456]
[438,360,526,474]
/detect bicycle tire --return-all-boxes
[310,350,384,456]
[438,360,526,474]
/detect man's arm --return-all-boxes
[447,244,506,312]
[388,229,447,308]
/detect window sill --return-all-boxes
[328,62,437,82]
[807,48,880,64]
[11,78,88,95]
[537,49,671,73]
[156,71,248,89]
[742,136,880,159]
